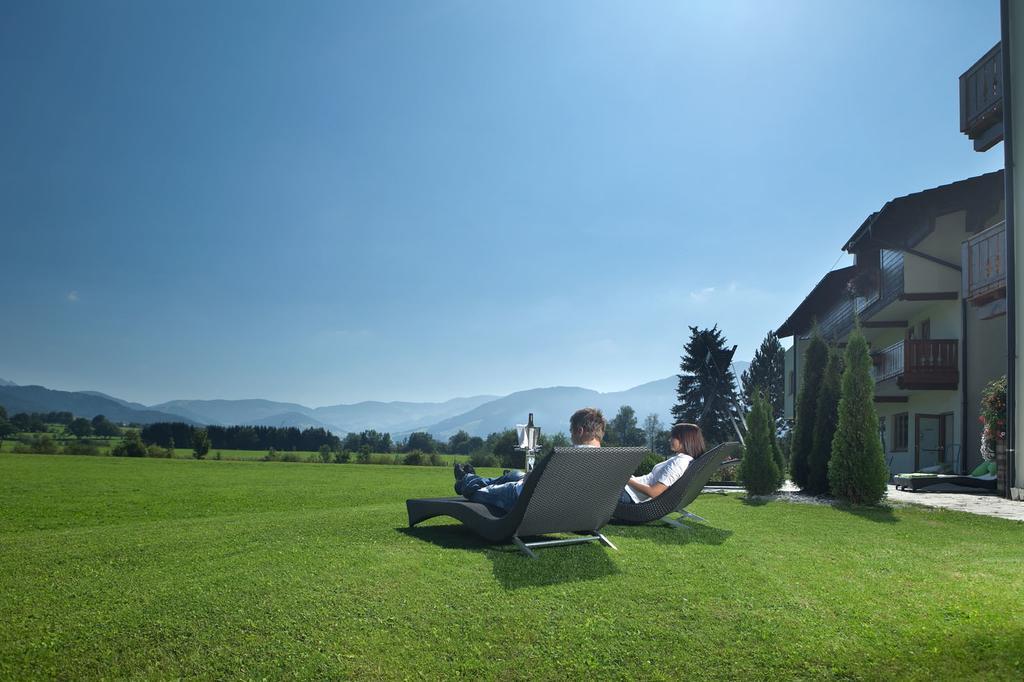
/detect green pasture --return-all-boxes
[1,453,1022,680]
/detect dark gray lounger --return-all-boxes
[406,446,649,558]
[612,442,740,528]
[893,473,997,492]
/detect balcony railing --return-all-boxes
[872,339,959,390]
[963,220,1006,305]
[960,43,1003,151]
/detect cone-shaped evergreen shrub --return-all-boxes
[739,392,780,495]
[806,348,843,495]
[828,328,889,504]
[771,436,786,489]
[791,329,828,489]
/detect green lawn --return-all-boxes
[1,454,1021,680]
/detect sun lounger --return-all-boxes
[406,446,649,558]
[612,442,741,528]
[892,472,997,492]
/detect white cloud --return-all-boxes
[66,290,79,303]
[688,286,717,303]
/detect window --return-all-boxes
[892,413,909,451]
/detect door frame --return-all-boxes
[914,412,952,470]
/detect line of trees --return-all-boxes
[0,408,122,442]
[787,326,889,504]
[140,423,343,453]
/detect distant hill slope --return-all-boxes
[149,399,314,426]
[0,378,16,387]
[310,395,498,434]
[250,411,341,432]
[421,364,751,439]
[0,385,195,425]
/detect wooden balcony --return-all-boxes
[872,339,959,390]
[963,221,1006,304]
[960,43,1003,152]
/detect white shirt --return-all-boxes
[625,453,694,503]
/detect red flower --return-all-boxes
[978,415,986,424]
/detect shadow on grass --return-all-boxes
[398,525,620,589]
[833,503,899,524]
[609,521,733,547]
[741,496,770,507]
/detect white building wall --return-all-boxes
[1012,1,1024,491]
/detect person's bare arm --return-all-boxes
[626,478,669,500]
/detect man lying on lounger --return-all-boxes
[451,407,606,512]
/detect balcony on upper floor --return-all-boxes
[871,339,959,390]
[960,43,1003,152]
[962,220,1007,318]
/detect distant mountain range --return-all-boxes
[0,362,749,438]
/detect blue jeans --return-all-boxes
[456,470,526,512]
[618,489,635,504]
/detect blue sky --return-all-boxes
[0,0,1004,406]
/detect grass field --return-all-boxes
[1,453,1022,680]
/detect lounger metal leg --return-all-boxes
[512,536,538,559]
[592,532,617,551]
[679,510,706,523]
[662,516,689,530]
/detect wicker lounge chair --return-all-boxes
[612,442,741,528]
[406,446,649,558]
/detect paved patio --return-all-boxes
[704,482,1024,522]
[885,484,1024,522]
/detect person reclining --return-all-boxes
[618,422,706,504]
[452,407,606,512]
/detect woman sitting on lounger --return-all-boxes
[618,422,705,504]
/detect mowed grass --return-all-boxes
[1,455,1022,680]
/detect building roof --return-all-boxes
[843,170,1004,253]
[776,265,856,338]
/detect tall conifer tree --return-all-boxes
[829,327,889,504]
[791,328,828,490]
[741,331,786,424]
[671,325,741,446]
[806,348,843,495]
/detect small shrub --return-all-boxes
[111,431,148,457]
[145,443,172,458]
[469,451,500,468]
[358,446,371,464]
[62,441,101,456]
[334,450,350,464]
[191,429,211,460]
[264,447,279,462]
[403,450,424,466]
[428,452,444,467]
[633,452,663,477]
[281,452,301,463]
[318,445,332,463]
[215,451,222,460]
